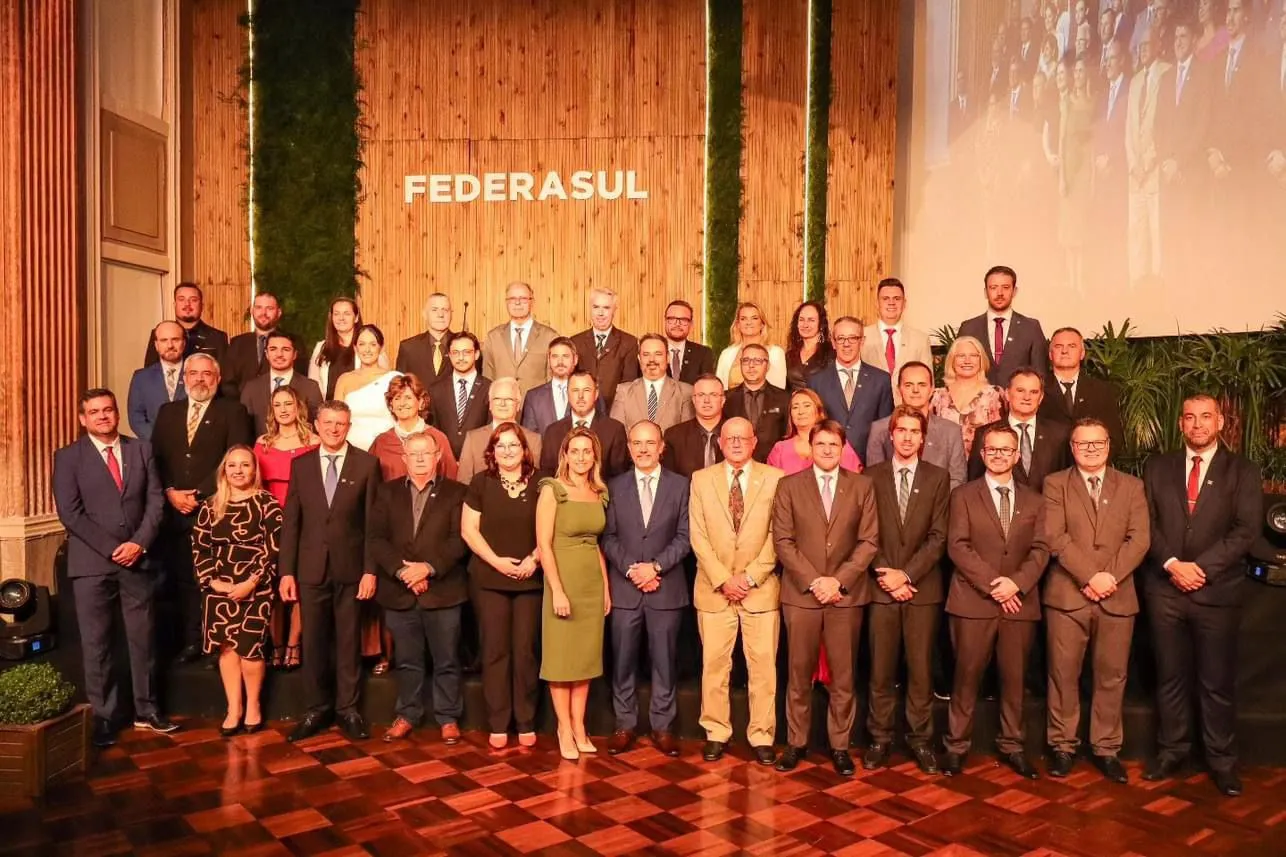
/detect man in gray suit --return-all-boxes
[52,389,178,748]
[957,265,1048,385]
[482,281,560,396]
[865,361,966,489]
[456,377,542,483]
[240,332,323,436]
[610,333,695,432]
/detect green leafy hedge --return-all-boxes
[703,0,745,353]
[803,0,832,304]
[0,663,75,726]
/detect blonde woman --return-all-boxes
[192,446,282,736]
[536,427,610,760]
[928,335,1005,457]
[716,302,788,389]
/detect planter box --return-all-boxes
[0,703,91,798]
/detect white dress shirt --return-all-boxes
[725,460,751,492]
[1184,445,1217,498]
[877,322,902,361]
[319,443,350,481]
[812,463,842,498]
[452,370,478,397]
[645,377,667,402]
[509,319,534,350]
[552,379,569,418]
[269,370,294,390]
[89,434,125,477]
[1052,373,1079,402]
[635,466,661,495]
[570,409,595,428]
[986,309,1015,354]
[984,473,1017,519]
[891,456,919,485]
[1077,466,1107,494]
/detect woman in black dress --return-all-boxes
[461,422,543,750]
[785,300,834,391]
[193,445,282,736]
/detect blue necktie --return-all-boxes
[324,455,339,506]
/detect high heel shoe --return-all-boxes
[220,718,243,738]
[574,733,598,754]
[243,720,265,734]
[557,729,580,761]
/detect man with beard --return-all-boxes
[129,321,189,441]
[143,282,227,367]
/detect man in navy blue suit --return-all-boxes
[520,336,581,436]
[53,388,178,748]
[808,316,894,459]
[601,420,691,757]
[128,321,187,440]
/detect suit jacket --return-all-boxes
[601,468,692,611]
[395,330,455,388]
[967,417,1070,492]
[427,374,492,458]
[521,381,607,435]
[861,323,935,382]
[661,418,724,478]
[865,460,950,605]
[240,373,323,437]
[370,477,469,610]
[807,361,895,462]
[220,329,309,399]
[279,445,380,585]
[771,467,879,609]
[865,414,967,490]
[669,340,716,385]
[609,377,694,433]
[957,311,1048,385]
[1042,467,1150,616]
[570,328,640,408]
[1038,374,1125,453]
[1209,39,1268,173]
[456,424,542,484]
[52,435,164,577]
[127,361,186,441]
[689,461,784,613]
[724,383,789,463]
[539,414,630,479]
[1142,447,1262,606]
[1155,57,1213,179]
[152,397,253,523]
[482,320,560,396]
[946,477,1050,620]
[143,319,228,367]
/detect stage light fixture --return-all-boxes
[0,578,55,660]
[1247,494,1286,586]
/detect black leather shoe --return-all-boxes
[911,745,939,775]
[1048,750,1075,778]
[1002,752,1039,779]
[775,746,806,771]
[176,644,203,665]
[1093,754,1128,784]
[288,712,332,743]
[1142,756,1185,782]
[701,740,726,762]
[863,742,891,770]
[831,750,857,777]
[134,714,180,734]
[753,746,776,766]
[1212,770,1243,797]
[92,718,117,748]
[940,751,965,776]
[338,712,370,741]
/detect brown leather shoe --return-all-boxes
[652,731,680,757]
[383,717,414,743]
[441,723,461,745]
[607,729,635,755]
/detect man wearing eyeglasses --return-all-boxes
[663,374,727,477]
[428,332,492,459]
[725,343,789,463]
[662,300,716,384]
[967,367,1070,492]
[481,282,559,397]
[454,377,542,483]
[808,316,894,462]
[941,424,1050,779]
[1041,418,1149,783]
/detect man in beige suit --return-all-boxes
[482,282,560,396]
[860,278,934,399]
[454,377,542,484]
[1043,417,1150,783]
[611,334,695,432]
[1125,34,1170,286]
[772,419,879,776]
[689,417,783,765]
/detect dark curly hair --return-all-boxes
[785,300,834,367]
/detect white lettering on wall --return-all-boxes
[404,171,649,203]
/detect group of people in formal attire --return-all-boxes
[53,264,1261,796]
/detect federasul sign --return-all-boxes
[404,171,649,203]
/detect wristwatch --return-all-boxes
[651,561,662,575]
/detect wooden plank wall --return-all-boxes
[355,0,707,361]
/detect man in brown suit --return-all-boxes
[772,419,879,776]
[942,424,1050,779]
[1043,418,1150,783]
[863,406,950,774]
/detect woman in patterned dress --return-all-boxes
[193,446,282,736]
[928,335,1006,458]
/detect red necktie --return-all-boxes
[884,329,896,373]
[1186,454,1202,513]
[993,317,1006,366]
[105,445,124,492]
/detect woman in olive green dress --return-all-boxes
[536,427,611,761]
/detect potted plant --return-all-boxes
[0,662,90,798]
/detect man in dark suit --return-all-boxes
[152,353,253,662]
[1155,19,1212,285]
[395,292,456,388]
[1039,327,1125,451]
[239,332,323,436]
[428,331,491,459]
[128,321,187,441]
[53,388,177,747]
[957,265,1048,385]
[279,400,382,743]
[808,316,894,459]
[942,424,1050,779]
[541,371,630,478]
[663,299,716,385]
[662,374,725,477]
[968,368,1071,491]
[219,291,308,399]
[725,344,789,463]
[143,282,227,367]
[772,419,879,777]
[601,421,691,757]
[370,432,470,744]
[949,70,976,146]
[1141,394,1261,796]
[570,287,640,408]
[1043,418,1150,783]
[521,336,582,436]
[863,406,950,774]
[865,362,967,489]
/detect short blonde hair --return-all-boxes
[943,335,992,384]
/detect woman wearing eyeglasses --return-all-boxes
[929,335,1005,458]
[715,302,787,389]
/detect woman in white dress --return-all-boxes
[334,324,401,451]
[308,297,387,400]
[715,301,787,389]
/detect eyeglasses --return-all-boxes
[833,335,863,345]
[1072,440,1109,451]
[665,316,692,324]
[723,436,753,445]
[982,446,1018,457]
[739,357,768,366]
[506,296,532,304]
[449,350,475,358]
[693,392,724,400]
[493,442,522,452]
[405,450,438,459]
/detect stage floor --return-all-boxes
[2,720,1285,856]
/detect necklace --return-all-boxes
[499,473,526,493]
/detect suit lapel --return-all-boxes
[329,450,363,518]
[1191,448,1224,518]
[118,438,136,494]
[711,465,733,529]
[1069,469,1099,527]
[977,480,1009,542]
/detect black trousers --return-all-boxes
[161,526,202,654]
[299,577,363,717]
[72,570,158,724]
[471,584,542,734]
